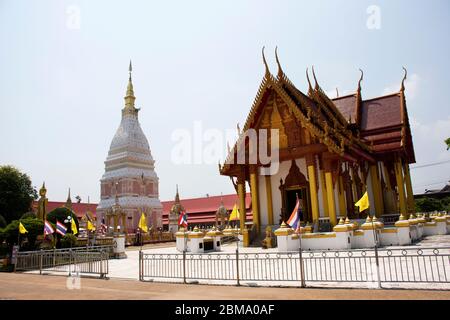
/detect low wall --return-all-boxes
[275,214,450,252]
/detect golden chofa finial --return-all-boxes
[400,66,407,92]
[357,68,364,92]
[275,46,284,78]
[311,65,319,90]
[306,68,313,95]
[262,46,270,76]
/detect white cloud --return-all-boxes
[383,73,420,100]
[410,116,450,193]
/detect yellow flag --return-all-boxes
[138,213,148,232]
[19,222,28,234]
[229,204,240,221]
[87,220,95,231]
[355,191,370,212]
[71,218,78,235]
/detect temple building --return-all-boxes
[96,62,163,233]
[218,48,416,243]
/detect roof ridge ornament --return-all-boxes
[306,68,313,95]
[311,65,319,90]
[262,46,270,76]
[357,68,364,92]
[400,66,407,92]
[275,46,283,78]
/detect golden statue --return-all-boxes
[261,226,274,249]
[36,182,48,221]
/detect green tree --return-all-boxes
[0,166,38,224]
[60,234,78,248]
[446,138,450,150]
[415,197,443,212]
[47,207,79,232]
[47,207,79,248]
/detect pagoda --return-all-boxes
[96,62,163,233]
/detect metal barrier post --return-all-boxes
[298,232,306,288]
[374,244,382,289]
[69,248,72,276]
[235,247,240,286]
[100,250,104,278]
[53,248,56,269]
[139,250,142,281]
[183,250,186,284]
[39,249,43,275]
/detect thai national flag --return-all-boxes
[56,220,67,236]
[178,211,188,228]
[44,220,55,236]
[287,198,301,230]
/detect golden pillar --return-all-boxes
[249,167,260,231]
[113,215,118,233]
[307,161,320,223]
[369,164,384,217]
[325,171,337,226]
[319,170,329,217]
[382,163,396,214]
[338,176,346,218]
[394,157,407,216]
[403,162,415,214]
[122,214,127,234]
[265,175,274,225]
[237,174,246,232]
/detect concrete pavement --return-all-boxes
[0,273,449,300]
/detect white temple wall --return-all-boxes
[258,173,269,226]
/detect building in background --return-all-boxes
[35,192,252,229]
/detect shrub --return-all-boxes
[415,197,443,213]
[60,233,78,248]
[2,218,44,250]
[47,207,79,233]
[21,211,37,220]
[0,215,6,228]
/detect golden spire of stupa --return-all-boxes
[124,60,136,111]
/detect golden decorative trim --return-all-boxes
[302,233,336,239]
[381,228,397,234]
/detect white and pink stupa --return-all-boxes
[96,62,162,233]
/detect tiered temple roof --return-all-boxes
[219,48,415,176]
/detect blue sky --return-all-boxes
[0,0,449,202]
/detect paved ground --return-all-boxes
[1,273,449,300]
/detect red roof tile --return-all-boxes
[161,193,251,215]
[32,201,97,219]
[360,94,402,131]
[332,94,357,123]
